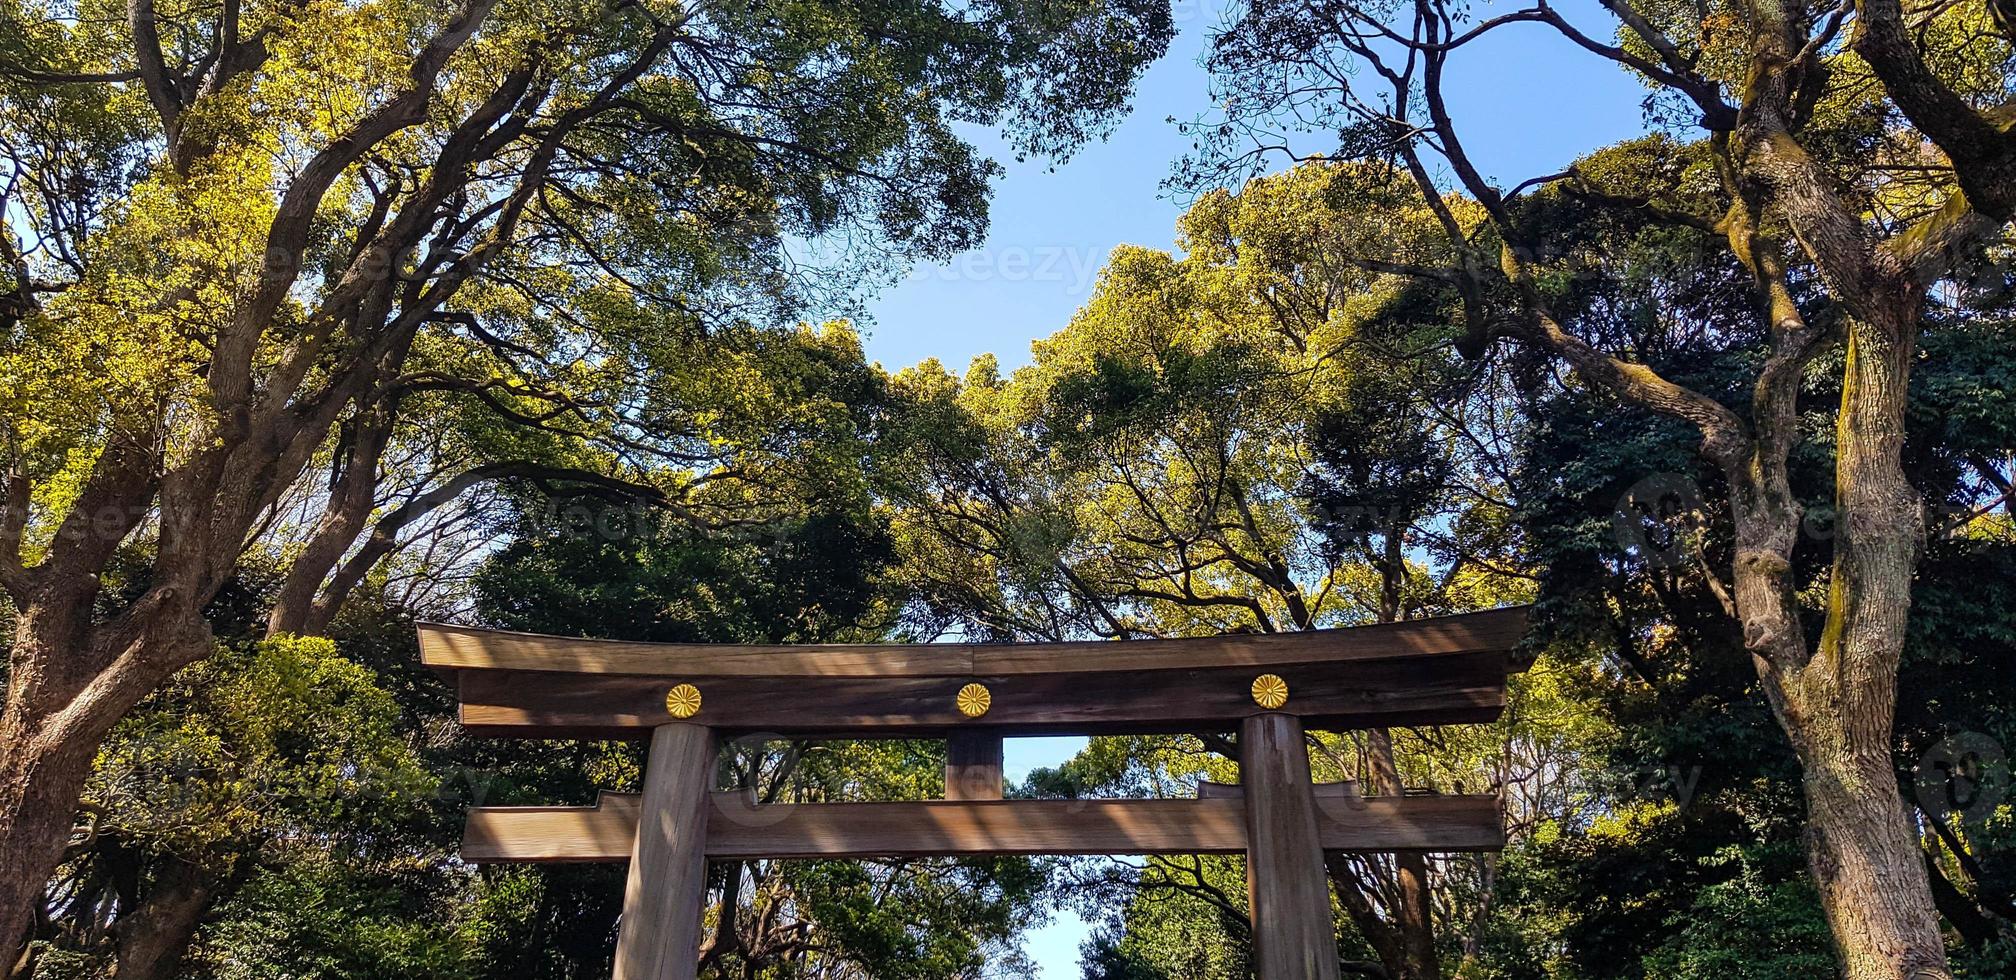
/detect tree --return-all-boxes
[3,318,921,977]
[0,0,1174,962]
[14,344,1055,979]
[15,616,446,979]
[1183,0,2014,971]
[883,164,1573,977]
[1481,287,2016,975]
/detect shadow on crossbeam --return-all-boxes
[460,792,1504,862]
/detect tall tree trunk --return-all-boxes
[1326,855,1408,979]
[0,714,98,966]
[267,395,397,637]
[1366,730,1441,980]
[1309,545,1439,980]
[110,855,229,979]
[1,597,213,968]
[1369,538,1441,980]
[1733,309,1949,979]
[1795,739,1948,979]
[1790,312,1944,979]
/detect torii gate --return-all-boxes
[419,606,1530,980]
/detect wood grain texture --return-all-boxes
[1241,713,1344,980]
[979,608,1528,675]
[1197,779,1359,800]
[419,623,971,678]
[612,725,713,980]
[452,651,1509,738]
[465,795,647,862]
[420,607,1529,680]
[460,793,1504,861]
[945,731,1004,801]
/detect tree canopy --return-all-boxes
[3,0,2015,974]
[0,0,1172,964]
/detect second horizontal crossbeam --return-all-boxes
[461,793,1505,862]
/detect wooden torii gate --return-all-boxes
[420,606,1530,980]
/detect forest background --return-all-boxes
[2,0,2013,975]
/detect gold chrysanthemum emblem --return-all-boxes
[665,683,703,719]
[1251,674,1289,710]
[955,683,993,718]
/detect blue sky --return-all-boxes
[857,0,1657,379]
[856,2,1658,973]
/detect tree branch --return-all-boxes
[1852,0,2016,217]
[302,461,674,633]
[126,0,183,139]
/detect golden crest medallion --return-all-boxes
[956,683,993,718]
[1250,674,1289,709]
[665,683,704,719]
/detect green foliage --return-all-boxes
[1081,926,1174,980]
[1954,934,2016,978]
[191,858,480,980]
[1638,845,1837,980]
[32,632,441,977]
[1473,172,2016,980]
[774,856,1047,978]
[0,9,1175,969]
[473,500,896,646]
[879,151,2016,978]
[882,163,1579,979]
[1085,861,1252,980]
[90,635,435,851]
[7,1,2013,963]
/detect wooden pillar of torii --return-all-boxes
[420,606,1530,980]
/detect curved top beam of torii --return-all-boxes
[418,606,1531,739]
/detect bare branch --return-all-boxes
[304,460,678,632]
[1535,1,1737,129]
